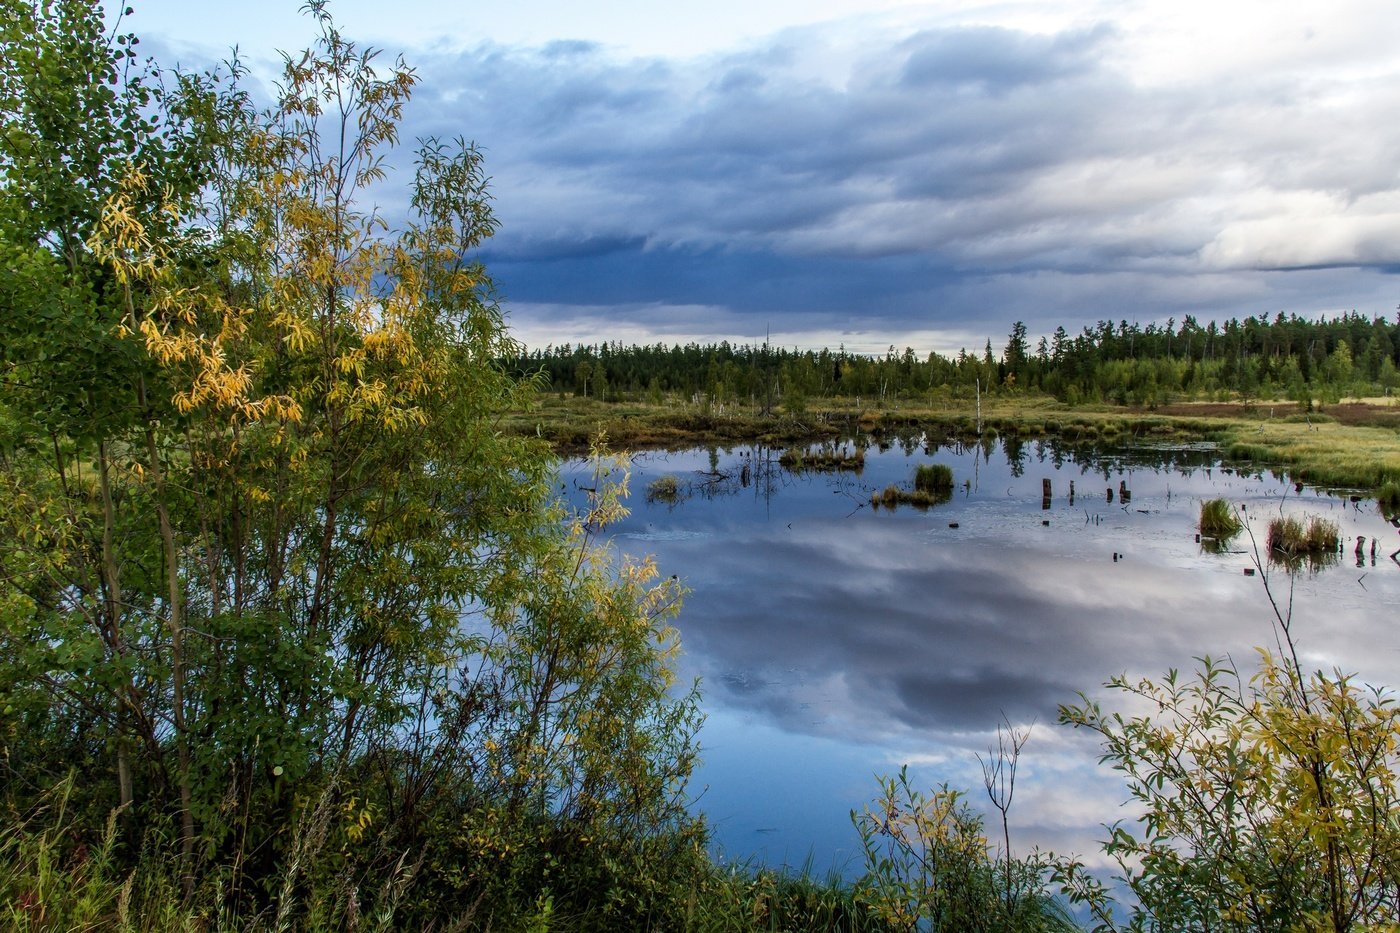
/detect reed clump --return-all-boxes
[914,463,954,494]
[872,466,953,510]
[1378,481,1400,514]
[874,484,900,508]
[647,474,682,502]
[1199,498,1242,540]
[1268,514,1340,557]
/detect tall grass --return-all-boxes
[0,783,891,932]
[1379,481,1400,513]
[1199,499,1242,539]
[1267,514,1340,557]
[914,463,954,494]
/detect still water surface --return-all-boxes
[562,435,1400,874]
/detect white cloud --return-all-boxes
[1201,190,1400,270]
[109,0,1400,342]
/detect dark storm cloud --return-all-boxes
[399,18,1400,340]
[481,247,948,314]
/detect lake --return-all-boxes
[560,433,1400,876]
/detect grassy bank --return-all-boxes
[509,393,1400,494]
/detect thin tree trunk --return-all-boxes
[97,441,135,811]
[138,379,196,896]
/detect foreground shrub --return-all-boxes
[0,4,701,927]
[1059,648,1400,931]
[853,767,1074,932]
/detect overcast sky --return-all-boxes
[114,0,1400,354]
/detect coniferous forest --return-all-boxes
[512,313,1400,410]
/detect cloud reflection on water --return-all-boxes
[594,443,1400,869]
[663,520,1332,743]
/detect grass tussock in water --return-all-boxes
[914,463,954,494]
[1199,498,1242,540]
[1268,514,1340,557]
[648,474,682,502]
[1379,481,1400,514]
[872,466,955,510]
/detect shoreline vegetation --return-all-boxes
[506,393,1400,496]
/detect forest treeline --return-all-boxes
[512,313,1400,408]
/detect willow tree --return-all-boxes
[0,1,697,918]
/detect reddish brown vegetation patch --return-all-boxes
[1154,403,1283,419]
[1321,403,1400,428]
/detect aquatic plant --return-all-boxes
[914,463,954,494]
[1378,481,1400,514]
[1198,498,1242,540]
[647,474,682,502]
[872,481,949,511]
[1267,514,1340,556]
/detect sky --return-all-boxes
[111,0,1400,355]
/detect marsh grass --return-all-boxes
[914,463,954,494]
[1199,499,1242,540]
[648,473,682,502]
[682,858,893,933]
[872,466,954,510]
[1268,514,1341,558]
[512,395,1400,495]
[1378,481,1400,514]
[4,775,890,932]
[1226,442,1273,462]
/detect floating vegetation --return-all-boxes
[1199,498,1242,540]
[646,474,682,502]
[1267,514,1340,558]
[913,463,954,495]
[779,446,865,472]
